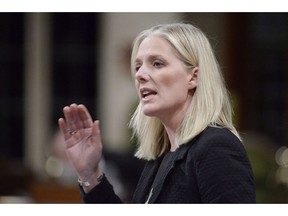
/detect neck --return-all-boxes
[159,95,193,152]
[163,123,179,152]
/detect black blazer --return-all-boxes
[81,126,256,203]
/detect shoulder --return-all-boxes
[198,126,240,144]
[187,126,247,162]
[184,126,256,203]
[194,126,242,149]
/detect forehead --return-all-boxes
[135,35,175,60]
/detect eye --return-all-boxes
[135,64,141,72]
[153,60,164,68]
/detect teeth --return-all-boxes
[142,91,153,98]
[143,91,149,96]
[141,89,156,98]
[142,91,150,98]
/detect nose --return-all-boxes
[135,66,149,83]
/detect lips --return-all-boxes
[140,88,157,99]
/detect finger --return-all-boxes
[78,104,94,128]
[63,105,77,133]
[90,120,102,149]
[59,117,81,148]
[58,117,71,141]
[70,103,85,130]
[93,120,100,136]
[64,103,84,132]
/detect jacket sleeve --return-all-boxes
[194,129,256,203]
[79,174,123,203]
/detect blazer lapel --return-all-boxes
[147,144,191,203]
[132,157,163,203]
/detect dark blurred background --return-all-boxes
[0,12,288,203]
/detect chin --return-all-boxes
[142,109,161,118]
[143,111,154,117]
[141,103,163,117]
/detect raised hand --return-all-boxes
[58,104,103,191]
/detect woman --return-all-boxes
[58,23,256,203]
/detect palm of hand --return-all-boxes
[65,127,102,175]
[58,104,103,178]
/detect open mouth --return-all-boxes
[142,90,157,98]
[140,88,157,100]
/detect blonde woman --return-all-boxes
[58,23,256,203]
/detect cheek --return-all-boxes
[158,72,187,91]
[157,73,178,87]
[135,80,139,90]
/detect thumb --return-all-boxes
[92,120,101,140]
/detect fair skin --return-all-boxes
[58,104,103,192]
[135,35,198,151]
[58,35,197,192]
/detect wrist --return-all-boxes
[78,170,103,193]
[78,172,103,187]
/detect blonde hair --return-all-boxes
[129,23,240,160]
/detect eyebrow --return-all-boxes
[134,54,165,63]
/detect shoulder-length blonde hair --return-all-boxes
[129,23,240,161]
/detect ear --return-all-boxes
[187,67,198,90]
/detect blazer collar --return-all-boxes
[147,143,192,203]
[132,142,193,203]
[132,156,162,203]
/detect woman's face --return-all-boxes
[134,35,197,122]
